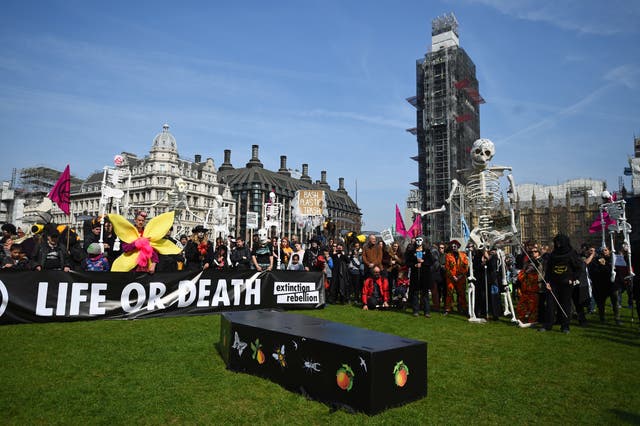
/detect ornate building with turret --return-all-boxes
[55,124,236,238]
[29,124,360,243]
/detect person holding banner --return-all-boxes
[279,237,293,270]
[231,236,252,270]
[34,231,71,272]
[252,230,273,272]
[2,244,31,271]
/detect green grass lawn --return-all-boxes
[1,305,638,425]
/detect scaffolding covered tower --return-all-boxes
[408,13,483,243]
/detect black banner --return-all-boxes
[0,269,325,325]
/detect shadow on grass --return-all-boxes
[609,408,640,424]
[580,320,640,348]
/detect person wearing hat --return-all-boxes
[83,218,110,252]
[184,225,214,271]
[82,242,110,272]
[444,239,469,315]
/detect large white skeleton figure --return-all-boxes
[446,138,519,323]
[599,191,634,294]
[263,191,284,268]
[209,194,231,239]
[264,191,283,234]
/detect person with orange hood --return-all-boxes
[444,240,469,315]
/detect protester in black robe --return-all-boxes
[539,234,583,333]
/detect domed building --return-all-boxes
[66,124,236,239]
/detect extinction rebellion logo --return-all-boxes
[0,280,8,317]
[273,281,320,304]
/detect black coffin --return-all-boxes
[218,310,427,414]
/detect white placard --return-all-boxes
[246,212,259,230]
[381,228,394,245]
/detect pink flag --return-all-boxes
[395,204,409,238]
[396,204,409,238]
[589,212,615,234]
[48,165,71,215]
[407,214,422,238]
[588,192,617,234]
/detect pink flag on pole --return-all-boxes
[407,214,422,238]
[589,212,615,234]
[396,204,409,238]
[48,164,71,215]
[395,204,409,238]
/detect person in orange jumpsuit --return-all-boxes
[444,240,469,315]
[516,247,543,327]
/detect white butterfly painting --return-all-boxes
[232,332,247,357]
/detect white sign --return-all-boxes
[380,228,394,245]
[246,212,259,230]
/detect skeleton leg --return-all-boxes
[610,233,617,284]
[502,292,511,316]
[467,251,486,323]
[498,249,517,322]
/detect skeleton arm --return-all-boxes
[445,179,460,205]
[410,179,458,216]
[412,205,447,216]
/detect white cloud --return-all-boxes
[296,109,410,129]
[604,65,640,89]
[465,0,640,36]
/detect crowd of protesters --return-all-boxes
[1,216,638,332]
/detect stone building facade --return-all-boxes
[217,145,361,242]
[53,124,236,238]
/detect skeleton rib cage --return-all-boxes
[464,169,502,232]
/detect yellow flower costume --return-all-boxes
[108,211,182,272]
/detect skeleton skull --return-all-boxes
[174,178,187,193]
[257,228,269,244]
[471,138,495,169]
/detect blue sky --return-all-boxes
[1,0,639,231]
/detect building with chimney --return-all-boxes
[7,125,360,243]
[217,145,361,242]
